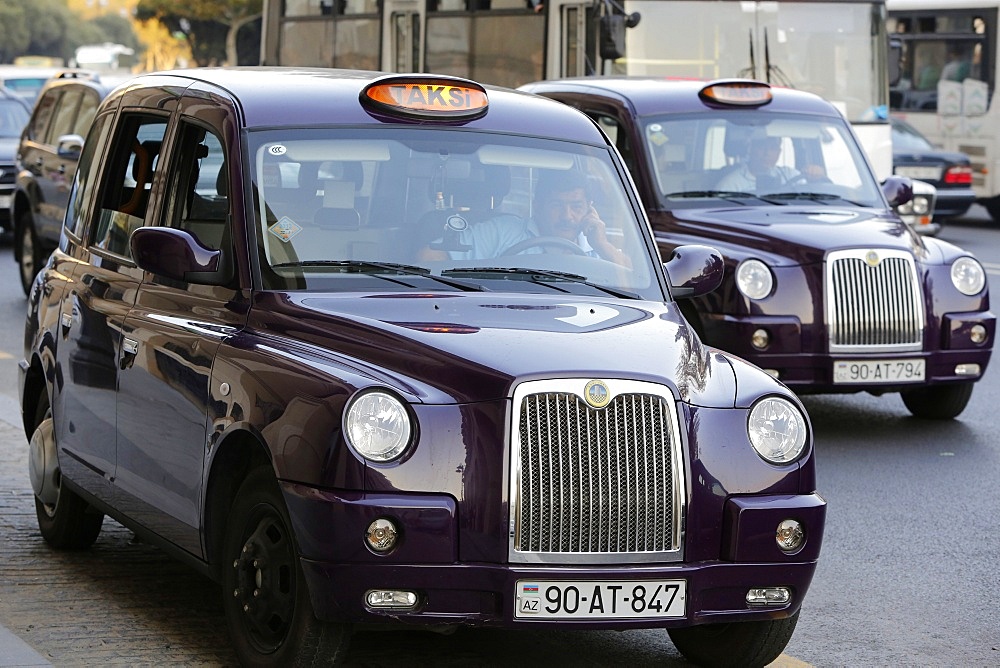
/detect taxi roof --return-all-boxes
[119,67,609,146]
[520,77,845,119]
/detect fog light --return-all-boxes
[746,587,791,607]
[366,518,399,553]
[955,363,981,377]
[751,328,770,350]
[775,519,804,552]
[366,590,418,609]
[970,324,987,344]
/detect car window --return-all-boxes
[73,92,100,138]
[65,112,114,239]
[643,111,883,209]
[163,121,230,252]
[249,127,658,298]
[47,88,83,143]
[90,114,169,258]
[26,90,59,144]
[0,99,29,138]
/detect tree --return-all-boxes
[137,0,262,66]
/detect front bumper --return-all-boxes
[283,483,825,629]
[704,311,994,392]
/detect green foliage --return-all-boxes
[0,0,141,65]
[137,0,263,65]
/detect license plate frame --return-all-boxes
[833,358,926,384]
[514,579,686,620]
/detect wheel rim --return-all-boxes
[231,502,297,653]
[20,225,35,287]
[31,410,62,519]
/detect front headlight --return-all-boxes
[896,194,931,216]
[951,256,986,296]
[747,396,808,464]
[345,390,413,462]
[736,259,774,300]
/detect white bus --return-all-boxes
[261,0,894,176]
[887,0,1000,217]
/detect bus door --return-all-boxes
[382,0,426,72]
[545,0,592,79]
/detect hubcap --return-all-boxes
[20,226,34,286]
[231,506,296,652]
[28,411,61,516]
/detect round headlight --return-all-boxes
[910,195,931,216]
[748,396,808,464]
[736,259,774,300]
[345,390,413,462]
[951,256,986,296]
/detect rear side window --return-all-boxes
[26,90,58,143]
[90,114,169,258]
[65,112,114,239]
[47,88,83,143]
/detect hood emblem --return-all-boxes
[584,380,611,409]
[864,250,880,267]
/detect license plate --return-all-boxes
[895,165,942,180]
[833,359,925,384]
[514,579,686,619]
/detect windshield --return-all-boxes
[249,128,660,299]
[0,99,29,138]
[616,1,888,123]
[645,111,885,209]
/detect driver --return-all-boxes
[716,133,824,191]
[419,170,630,266]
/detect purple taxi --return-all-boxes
[20,68,824,667]
[521,78,995,420]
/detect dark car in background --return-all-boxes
[21,67,825,667]
[891,115,976,221]
[12,71,130,294]
[0,87,31,235]
[522,78,994,419]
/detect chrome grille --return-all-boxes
[509,379,683,564]
[827,249,924,352]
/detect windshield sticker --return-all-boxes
[269,216,302,242]
[268,144,287,156]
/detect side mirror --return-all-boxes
[56,133,85,160]
[664,244,724,298]
[130,226,231,286]
[882,175,913,207]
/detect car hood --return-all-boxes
[658,205,926,266]
[0,136,18,160]
[256,291,740,407]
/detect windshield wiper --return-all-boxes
[666,190,772,205]
[441,266,639,299]
[272,260,486,292]
[763,192,865,206]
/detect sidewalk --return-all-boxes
[0,397,51,666]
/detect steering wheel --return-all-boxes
[500,236,588,256]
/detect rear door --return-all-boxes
[58,112,170,504]
[115,95,249,556]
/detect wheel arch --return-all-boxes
[21,355,49,439]
[203,428,273,581]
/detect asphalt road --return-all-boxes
[0,210,997,666]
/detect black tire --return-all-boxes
[31,393,104,549]
[667,612,799,668]
[982,196,1000,223]
[17,211,42,297]
[222,467,350,666]
[900,382,974,420]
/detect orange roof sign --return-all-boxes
[699,80,773,107]
[362,76,489,120]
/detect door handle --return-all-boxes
[120,338,139,370]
